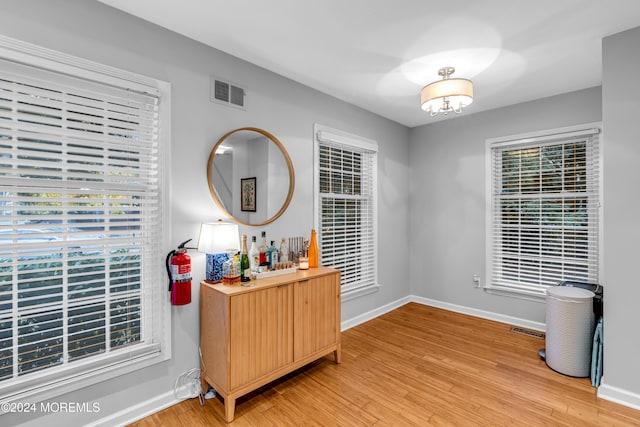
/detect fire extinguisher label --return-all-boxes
[171,264,192,282]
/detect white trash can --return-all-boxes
[545,286,595,377]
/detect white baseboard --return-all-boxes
[410,295,546,332]
[341,295,546,332]
[85,385,191,427]
[341,295,410,331]
[340,294,546,332]
[598,380,640,411]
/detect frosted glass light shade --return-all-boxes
[421,78,474,113]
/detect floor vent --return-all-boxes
[211,76,246,109]
[510,327,545,339]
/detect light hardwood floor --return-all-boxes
[129,303,640,426]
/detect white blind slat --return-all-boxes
[0,53,162,391]
[316,129,377,293]
[488,128,600,293]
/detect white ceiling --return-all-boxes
[98,0,640,128]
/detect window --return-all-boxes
[314,125,377,298]
[0,37,169,403]
[486,124,601,297]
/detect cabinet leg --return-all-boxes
[334,343,342,364]
[224,397,236,422]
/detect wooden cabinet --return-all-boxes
[200,267,340,422]
[229,283,293,389]
[294,274,340,361]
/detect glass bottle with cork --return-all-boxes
[240,234,251,284]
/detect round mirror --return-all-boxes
[207,127,295,226]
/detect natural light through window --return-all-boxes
[486,124,601,297]
[314,125,378,298]
[0,38,169,404]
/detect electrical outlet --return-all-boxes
[472,275,481,288]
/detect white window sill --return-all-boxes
[483,284,547,303]
[342,284,380,302]
[0,345,168,407]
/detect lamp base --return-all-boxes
[206,252,229,282]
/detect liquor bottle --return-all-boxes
[279,237,289,263]
[258,231,268,265]
[268,240,279,270]
[240,235,251,283]
[249,235,259,273]
[309,229,319,268]
[222,257,240,285]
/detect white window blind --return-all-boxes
[315,126,377,295]
[0,52,166,401]
[487,126,600,296]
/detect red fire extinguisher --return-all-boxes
[166,239,192,306]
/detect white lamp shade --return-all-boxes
[421,78,474,112]
[197,222,240,254]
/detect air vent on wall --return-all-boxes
[211,76,246,109]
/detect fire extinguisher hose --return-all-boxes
[166,250,176,292]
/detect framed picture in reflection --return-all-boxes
[241,177,256,212]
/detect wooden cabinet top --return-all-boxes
[201,266,339,296]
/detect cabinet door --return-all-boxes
[229,284,293,389]
[294,273,339,360]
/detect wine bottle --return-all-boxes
[249,235,259,273]
[240,234,251,283]
[309,229,319,268]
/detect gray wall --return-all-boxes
[602,26,640,400]
[408,87,603,323]
[0,1,410,425]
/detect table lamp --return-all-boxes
[197,220,240,283]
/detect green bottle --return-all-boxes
[240,234,251,283]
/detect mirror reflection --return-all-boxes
[207,128,295,226]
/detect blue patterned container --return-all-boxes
[206,252,229,282]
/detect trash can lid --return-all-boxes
[547,286,595,301]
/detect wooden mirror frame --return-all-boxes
[207,127,295,226]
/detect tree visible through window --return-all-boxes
[488,126,600,295]
[315,126,377,295]
[0,52,165,395]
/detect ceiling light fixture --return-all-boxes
[421,67,473,116]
